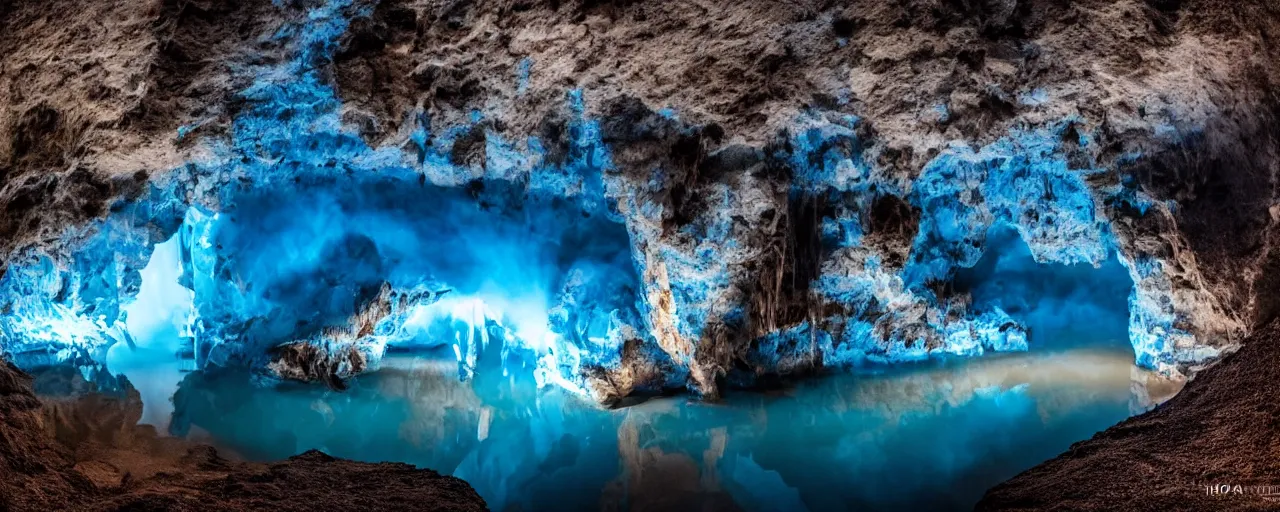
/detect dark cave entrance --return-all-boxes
[952,225,1134,351]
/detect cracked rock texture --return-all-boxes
[327,0,1280,393]
[0,0,1277,395]
[0,0,1279,502]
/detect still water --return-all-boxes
[113,346,1178,512]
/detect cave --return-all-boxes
[951,224,1134,353]
[106,172,648,396]
[2,171,1165,511]
[2,0,1279,511]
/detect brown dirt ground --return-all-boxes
[978,321,1280,512]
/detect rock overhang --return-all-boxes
[1,0,1276,404]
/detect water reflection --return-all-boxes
[147,347,1178,511]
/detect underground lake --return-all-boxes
[91,347,1178,512]
[0,150,1193,511]
[16,203,1181,511]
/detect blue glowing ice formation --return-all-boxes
[158,0,641,395]
[905,120,1110,287]
[0,180,184,371]
[0,250,131,369]
[782,115,1146,370]
[1119,250,1217,372]
[176,133,638,393]
[1,0,645,399]
[0,0,1210,398]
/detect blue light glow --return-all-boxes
[172,176,642,393]
[160,347,1164,511]
[954,225,1132,349]
[0,0,641,398]
[0,1,1212,507]
[0,0,1201,401]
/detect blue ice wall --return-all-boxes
[171,0,640,395]
[0,179,185,373]
[780,113,1031,367]
[905,121,1111,287]
[0,246,134,370]
[0,0,643,398]
[0,0,1188,395]
[785,115,1144,370]
[176,176,642,390]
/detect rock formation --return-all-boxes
[1,0,1279,506]
[4,0,1276,404]
[978,320,1280,511]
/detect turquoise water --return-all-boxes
[117,346,1170,512]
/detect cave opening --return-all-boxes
[106,231,190,430]
[102,172,645,403]
[951,224,1134,352]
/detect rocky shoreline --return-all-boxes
[978,321,1280,511]
[0,360,488,511]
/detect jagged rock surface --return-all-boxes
[0,0,1265,403]
[329,0,1280,394]
[3,0,1273,401]
[0,0,1278,402]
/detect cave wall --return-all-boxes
[0,0,1277,403]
